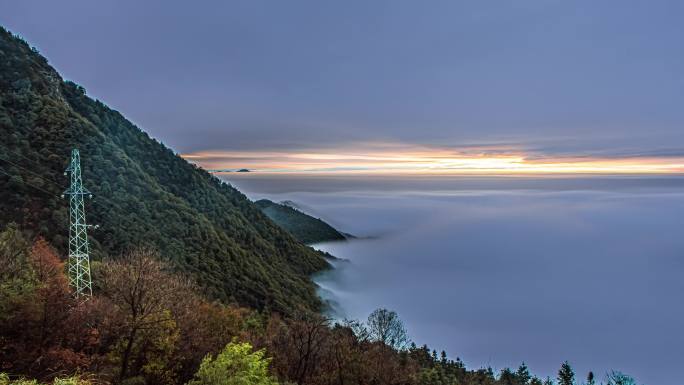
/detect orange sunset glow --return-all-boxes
[182,143,684,175]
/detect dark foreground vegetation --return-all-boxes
[0,224,641,385]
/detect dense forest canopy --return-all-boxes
[0,26,329,314]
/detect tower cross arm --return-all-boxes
[62,187,92,196]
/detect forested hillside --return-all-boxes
[255,199,346,244]
[0,26,329,314]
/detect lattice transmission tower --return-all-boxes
[62,149,94,297]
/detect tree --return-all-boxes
[187,341,278,385]
[366,308,410,350]
[0,223,29,279]
[606,371,637,385]
[99,248,191,382]
[500,368,516,385]
[0,223,34,319]
[516,362,531,385]
[558,362,575,385]
[440,350,447,365]
[342,318,370,342]
[585,371,595,385]
[173,302,247,383]
[0,234,102,379]
[362,309,415,385]
[267,312,330,384]
[326,324,366,385]
[27,239,73,349]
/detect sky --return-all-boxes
[3,0,684,174]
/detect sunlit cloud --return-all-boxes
[182,142,684,175]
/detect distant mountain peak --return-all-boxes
[255,199,347,244]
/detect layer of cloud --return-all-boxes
[183,141,684,175]
[236,180,684,385]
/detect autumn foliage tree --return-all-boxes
[0,228,97,380]
[98,248,193,384]
[95,247,250,385]
[266,313,330,384]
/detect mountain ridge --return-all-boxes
[0,26,329,314]
[255,199,347,244]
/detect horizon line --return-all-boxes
[182,142,684,176]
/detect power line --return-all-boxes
[2,146,181,214]
[0,166,59,197]
[0,154,64,189]
[2,146,67,167]
[0,149,121,211]
[0,158,114,217]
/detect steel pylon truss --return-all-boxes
[63,149,93,297]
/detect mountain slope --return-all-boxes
[0,27,329,314]
[255,199,346,244]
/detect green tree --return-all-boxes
[558,362,575,385]
[516,362,531,385]
[585,371,595,385]
[187,341,278,385]
[500,368,516,385]
[0,223,34,318]
[606,371,637,385]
